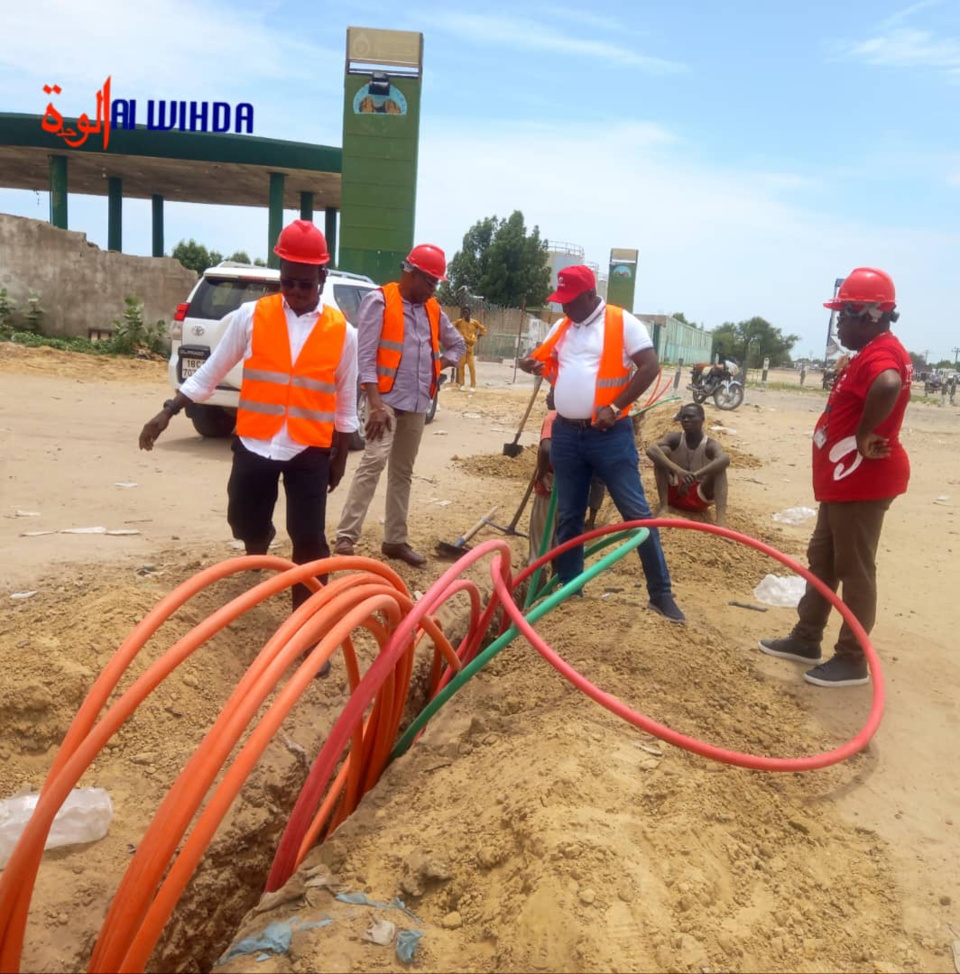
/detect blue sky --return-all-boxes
[2,0,959,360]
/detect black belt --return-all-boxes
[555,415,594,429]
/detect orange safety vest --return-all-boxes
[236,293,346,448]
[376,281,442,397]
[530,305,634,419]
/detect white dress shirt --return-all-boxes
[179,296,358,462]
[545,300,654,420]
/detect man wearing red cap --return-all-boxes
[334,245,465,567]
[139,220,357,670]
[520,265,685,622]
[760,268,911,687]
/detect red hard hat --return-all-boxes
[824,267,895,311]
[405,243,447,281]
[273,220,331,265]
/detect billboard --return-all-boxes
[824,277,845,364]
[339,28,423,283]
[607,248,638,311]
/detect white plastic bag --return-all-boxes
[752,574,807,608]
[0,787,113,867]
[771,506,817,525]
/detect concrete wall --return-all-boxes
[0,214,197,338]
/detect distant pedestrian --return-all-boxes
[800,363,807,386]
[453,306,487,390]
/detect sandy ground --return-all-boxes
[1,342,959,972]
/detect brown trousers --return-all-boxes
[792,498,894,659]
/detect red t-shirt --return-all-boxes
[811,331,912,502]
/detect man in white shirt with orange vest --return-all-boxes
[138,220,357,646]
[334,245,465,567]
[520,265,685,622]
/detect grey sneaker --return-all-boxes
[648,594,686,624]
[804,655,869,688]
[758,636,823,664]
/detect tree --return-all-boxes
[226,250,251,263]
[440,212,551,308]
[171,239,224,274]
[711,317,798,368]
[672,312,691,325]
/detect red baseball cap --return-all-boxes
[548,264,596,303]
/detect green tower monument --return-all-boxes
[339,27,423,283]
[607,248,639,312]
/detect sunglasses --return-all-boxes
[401,262,439,288]
[281,278,318,291]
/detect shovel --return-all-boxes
[503,376,543,457]
[436,506,499,559]
[484,467,538,538]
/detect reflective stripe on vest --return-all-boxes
[236,293,346,448]
[376,281,443,397]
[529,305,634,419]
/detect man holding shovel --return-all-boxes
[519,265,685,622]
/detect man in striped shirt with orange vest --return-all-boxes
[335,245,465,568]
[139,220,357,642]
[520,265,685,623]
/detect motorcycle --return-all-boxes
[688,361,744,411]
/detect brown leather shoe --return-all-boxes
[381,542,427,568]
[334,537,355,557]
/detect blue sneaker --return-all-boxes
[648,594,686,624]
[804,655,869,688]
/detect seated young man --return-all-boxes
[646,402,730,526]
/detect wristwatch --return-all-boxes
[162,398,182,416]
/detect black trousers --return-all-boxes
[226,440,331,611]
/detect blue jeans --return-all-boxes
[551,417,672,597]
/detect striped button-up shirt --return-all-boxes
[356,289,465,413]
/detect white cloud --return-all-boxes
[834,27,960,81]
[754,173,820,192]
[878,0,944,30]
[0,0,341,106]
[548,7,648,37]
[414,117,959,357]
[427,12,685,73]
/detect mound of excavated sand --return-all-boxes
[219,595,920,974]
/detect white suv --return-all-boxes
[168,263,378,447]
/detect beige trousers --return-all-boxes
[793,498,894,660]
[336,404,426,546]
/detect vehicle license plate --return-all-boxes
[177,346,209,382]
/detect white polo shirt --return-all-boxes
[545,300,654,420]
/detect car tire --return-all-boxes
[186,404,236,438]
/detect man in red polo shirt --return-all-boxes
[759,268,911,687]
